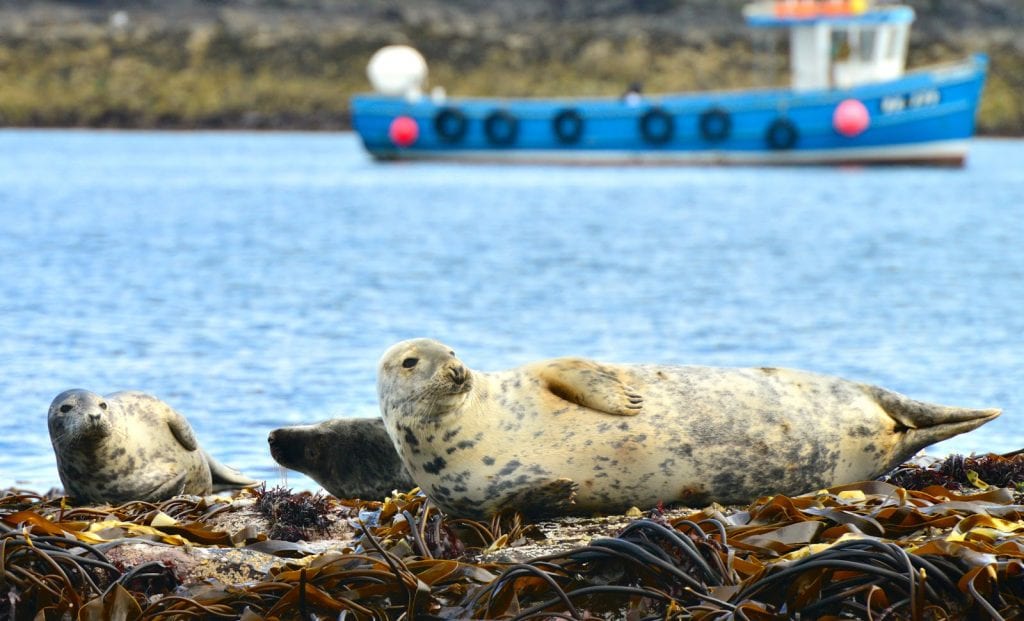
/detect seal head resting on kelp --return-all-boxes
[376,338,1000,519]
[269,417,416,501]
[48,389,258,505]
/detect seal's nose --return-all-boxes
[267,430,284,459]
[87,412,101,423]
[450,365,467,385]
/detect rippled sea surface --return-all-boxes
[1,129,1022,492]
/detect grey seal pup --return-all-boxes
[377,338,1000,518]
[48,389,257,504]
[268,417,416,500]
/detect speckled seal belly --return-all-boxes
[48,389,257,505]
[376,339,1000,519]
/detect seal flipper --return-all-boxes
[495,477,579,519]
[203,449,259,492]
[537,358,643,416]
[158,403,256,490]
[163,407,200,452]
[867,384,1000,451]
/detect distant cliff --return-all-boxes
[0,0,1020,133]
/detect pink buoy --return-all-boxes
[833,99,870,137]
[388,116,419,147]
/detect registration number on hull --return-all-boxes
[880,89,941,114]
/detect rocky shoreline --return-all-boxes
[0,0,1021,134]
[5,452,1024,619]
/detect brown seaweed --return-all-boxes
[6,463,1024,619]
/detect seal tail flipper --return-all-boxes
[203,449,259,491]
[867,384,1000,450]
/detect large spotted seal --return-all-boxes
[377,338,1000,518]
[268,417,416,500]
[48,389,257,504]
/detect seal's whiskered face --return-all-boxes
[378,339,474,410]
[47,389,114,443]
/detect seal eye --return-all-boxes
[59,404,73,414]
[99,402,108,410]
[402,357,419,369]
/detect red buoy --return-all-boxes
[388,116,419,147]
[833,99,870,138]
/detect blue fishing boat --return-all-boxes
[351,0,987,166]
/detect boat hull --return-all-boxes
[351,54,987,166]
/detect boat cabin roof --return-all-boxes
[744,1,914,28]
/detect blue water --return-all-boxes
[1,129,1022,494]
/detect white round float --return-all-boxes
[366,45,428,101]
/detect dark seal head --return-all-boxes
[48,389,257,505]
[268,417,416,501]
